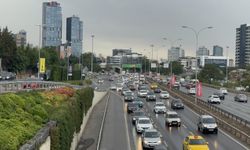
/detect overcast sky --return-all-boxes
[1,0,250,60]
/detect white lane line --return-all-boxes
[185,104,250,150]
[163,141,168,149]
[182,124,187,129]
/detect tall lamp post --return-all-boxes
[91,35,95,73]
[226,46,229,83]
[36,24,46,79]
[182,26,213,102]
[163,38,182,76]
[143,49,147,73]
[150,44,154,72]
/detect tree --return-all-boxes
[198,64,224,82]
[171,61,183,75]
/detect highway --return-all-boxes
[102,78,249,150]
[179,85,250,121]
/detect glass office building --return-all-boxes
[66,16,83,56]
[42,1,62,47]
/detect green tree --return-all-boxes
[198,64,224,82]
[171,61,183,75]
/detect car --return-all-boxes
[136,117,153,133]
[213,92,225,100]
[150,83,158,89]
[173,82,180,90]
[185,83,195,89]
[220,88,228,95]
[234,94,248,103]
[121,87,130,95]
[171,99,184,109]
[132,98,144,108]
[141,129,162,149]
[160,91,170,99]
[109,77,114,81]
[197,115,218,134]
[110,84,117,90]
[128,84,136,91]
[138,90,148,98]
[127,103,138,114]
[124,91,134,102]
[154,102,167,113]
[116,83,123,92]
[188,87,196,95]
[146,92,156,101]
[132,111,146,124]
[97,78,104,84]
[183,135,209,150]
[138,85,147,90]
[154,88,161,93]
[165,111,181,127]
[207,95,221,104]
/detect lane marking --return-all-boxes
[182,124,187,129]
[189,131,194,136]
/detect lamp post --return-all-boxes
[162,38,182,76]
[143,49,147,73]
[226,46,229,83]
[182,26,213,102]
[150,44,154,72]
[91,35,95,73]
[36,24,43,79]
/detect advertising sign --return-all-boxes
[151,63,156,68]
[163,63,169,68]
[196,82,202,96]
[39,58,46,73]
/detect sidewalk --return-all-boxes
[76,94,107,150]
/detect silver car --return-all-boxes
[234,94,248,103]
[142,129,162,148]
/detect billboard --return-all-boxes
[163,63,169,68]
[39,58,46,73]
[151,63,156,68]
[122,64,142,69]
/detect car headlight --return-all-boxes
[125,97,128,99]
[144,140,149,144]
[203,124,208,128]
[132,97,134,99]
[157,140,162,144]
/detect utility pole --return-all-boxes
[91,35,95,73]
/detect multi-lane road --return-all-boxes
[97,77,249,150]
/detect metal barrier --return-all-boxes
[147,78,250,147]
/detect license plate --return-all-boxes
[208,129,214,131]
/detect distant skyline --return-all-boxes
[1,0,250,60]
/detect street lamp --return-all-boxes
[150,44,154,72]
[91,35,95,73]
[36,24,45,79]
[163,38,182,76]
[182,26,213,101]
[226,46,229,83]
[143,49,147,73]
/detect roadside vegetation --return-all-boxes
[0,87,94,150]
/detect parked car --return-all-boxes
[234,94,248,103]
[171,99,184,109]
[207,95,221,104]
[154,102,167,114]
[197,115,218,134]
[213,92,225,100]
[165,111,181,127]
[160,91,170,99]
[142,129,162,149]
[127,103,138,114]
[146,92,156,101]
[136,117,153,133]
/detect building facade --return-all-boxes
[15,30,27,47]
[168,47,185,61]
[197,46,209,56]
[213,45,223,56]
[235,24,250,68]
[42,1,62,47]
[112,49,131,56]
[179,57,196,70]
[198,56,229,68]
[66,15,83,56]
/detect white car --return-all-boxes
[138,90,148,98]
[160,91,170,99]
[188,88,196,95]
[110,84,116,90]
[208,95,221,104]
[136,117,153,133]
[154,102,167,114]
[165,111,181,127]
[220,88,228,95]
[116,83,123,92]
[142,129,162,148]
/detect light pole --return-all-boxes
[91,35,95,73]
[226,46,229,83]
[143,49,147,73]
[163,38,182,76]
[150,44,154,72]
[36,24,43,79]
[182,26,213,101]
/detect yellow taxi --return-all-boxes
[150,83,158,89]
[183,135,209,150]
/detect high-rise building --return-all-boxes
[15,30,27,47]
[66,15,83,56]
[213,45,223,56]
[235,24,250,68]
[197,46,209,56]
[42,1,62,47]
[168,47,185,61]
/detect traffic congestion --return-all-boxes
[107,73,248,150]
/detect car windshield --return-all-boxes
[173,100,182,104]
[156,104,164,107]
[168,114,178,118]
[144,131,160,138]
[148,92,154,95]
[139,119,150,124]
[203,118,216,123]
[189,139,206,145]
[125,92,133,95]
[141,90,147,93]
[161,91,168,94]
[128,103,137,107]
[239,94,247,99]
[212,95,219,98]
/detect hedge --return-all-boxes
[0,87,94,150]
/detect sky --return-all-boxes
[1,0,250,61]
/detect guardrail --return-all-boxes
[147,78,250,147]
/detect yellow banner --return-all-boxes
[39,58,46,73]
